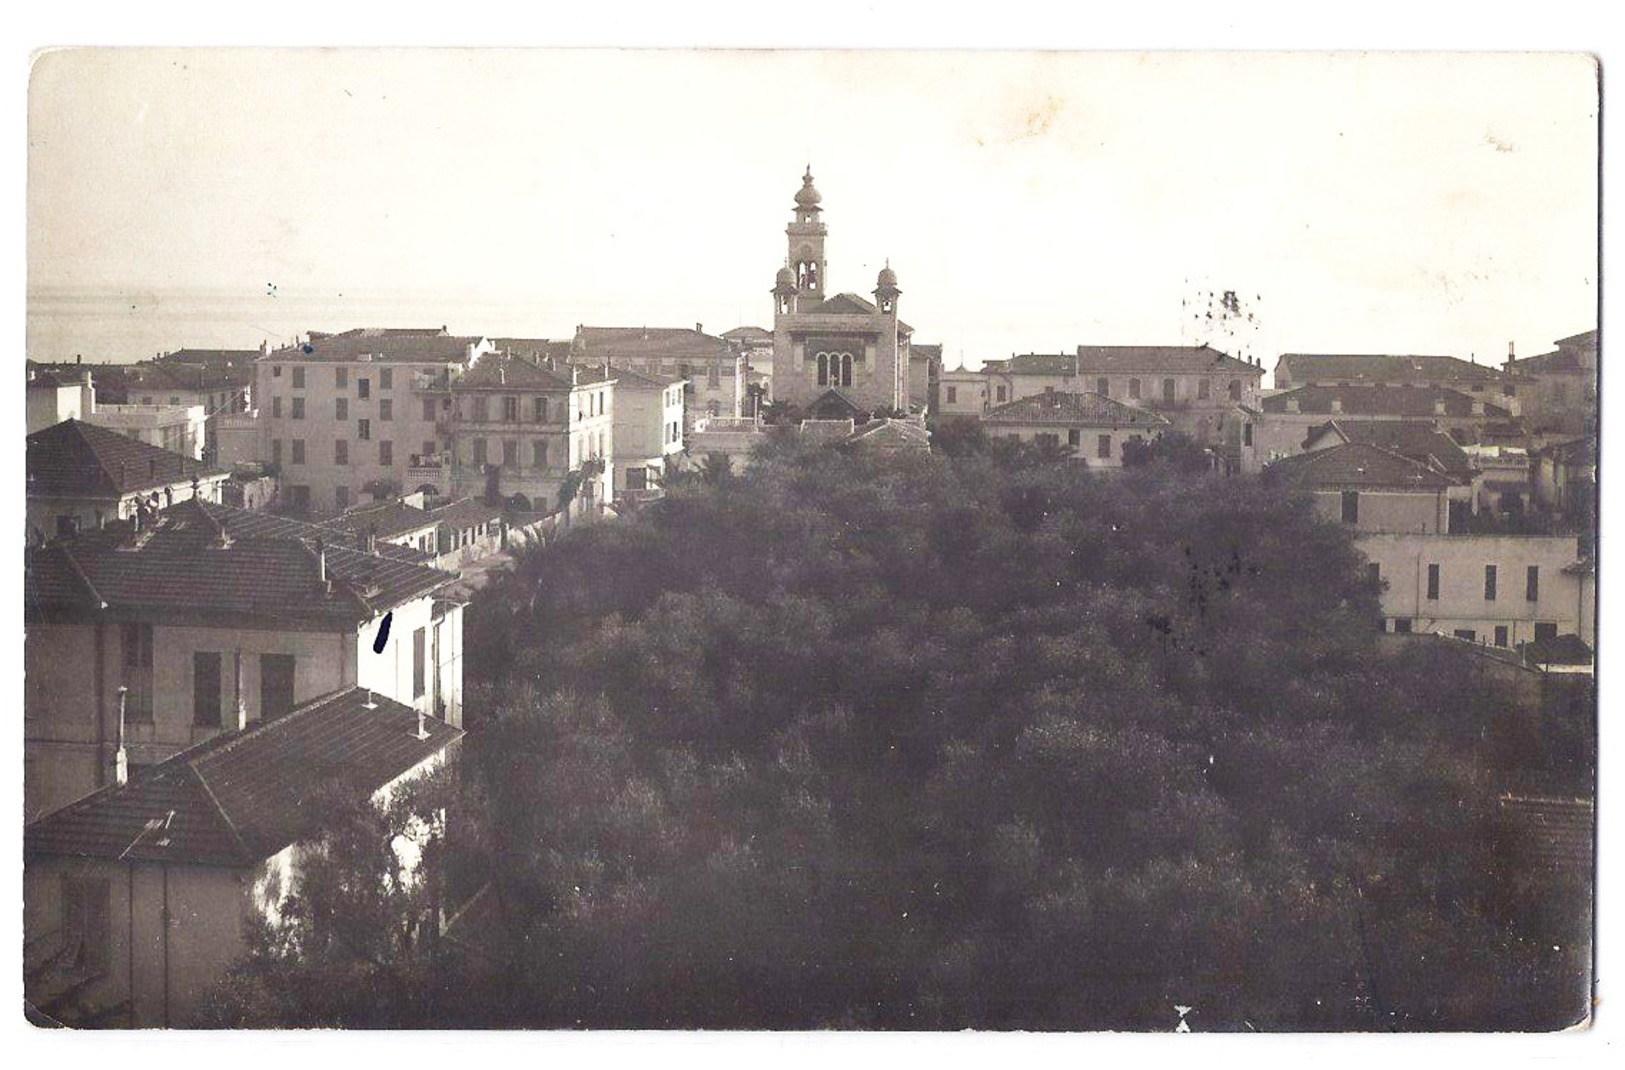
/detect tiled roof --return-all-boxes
[1533,435,1596,465]
[605,364,680,390]
[1076,345,1260,377]
[490,338,574,362]
[324,498,441,541]
[984,391,1171,428]
[1304,420,1474,480]
[720,326,772,342]
[155,348,260,367]
[1275,352,1507,386]
[574,326,732,361]
[428,497,503,531]
[268,328,485,365]
[803,293,878,315]
[458,353,573,391]
[27,419,226,499]
[846,418,931,450]
[1554,329,1598,349]
[25,688,463,867]
[1506,348,1591,375]
[131,360,253,393]
[26,499,453,622]
[1519,634,1593,666]
[1261,384,1511,420]
[1264,442,1456,489]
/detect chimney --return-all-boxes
[416,706,430,741]
[1433,400,1447,416]
[363,688,378,710]
[76,354,82,365]
[696,322,703,334]
[1472,400,1485,415]
[260,339,270,358]
[365,525,377,554]
[1505,341,1515,373]
[113,687,130,787]
[316,537,327,584]
[1330,398,1342,414]
[572,365,581,386]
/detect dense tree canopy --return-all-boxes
[210,441,1593,1030]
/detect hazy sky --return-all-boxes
[27,49,1598,369]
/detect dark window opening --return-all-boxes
[193,651,222,727]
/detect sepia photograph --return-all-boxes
[18,40,1600,1036]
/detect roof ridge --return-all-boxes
[183,761,257,864]
[56,544,107,609]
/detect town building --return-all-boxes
[24,686,462,1027]
[1502,330,1598,436]
[1255,384,1517,463]
[23,498,465,821]
[26,419,229,544]
[1300,419,1478,518]
[982,345,1265,445]
[26,367,96,433]
[602,365,687,500]
[1531,434,1596,520]
[82,402,208,460]
[322,492,444,556]
[767,169,925,415]
[1265,442,1457,534]
[983,389,1170,467]
[937,365,989,418]
[720,325,775,413]
[569,326,738,426]
[1272,352,1523,408]
[254,327,497,517]
[1461,444,1534,516]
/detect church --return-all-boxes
[769,169,930,417]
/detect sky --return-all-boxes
[26,49,1598,374]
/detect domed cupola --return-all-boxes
[873,259,901,315]
[794,167,822,210]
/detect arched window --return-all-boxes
[841,353,853,386]
[817,353,829,386]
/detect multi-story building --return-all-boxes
[1272,352,1524,411]
[23,498,465,820]
[25,686,462,1027]
[1502,330,1598,436]
[26,419,229,543]
[1254,384,1516,463]
[602,365,686,499]
[82,402,207,460]
[1265,442,1457,534]
[445,353,614,515]
[767,169,924,415]
[255,328,496,517]
[982,389,1170,467]
[568,326,738,426]
[982,345,1265,445]
[126,352,256,458]
[937,365,988,418]
[26,367,96,433]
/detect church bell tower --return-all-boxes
[786,166,827,308]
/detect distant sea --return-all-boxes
[26,287,586,365]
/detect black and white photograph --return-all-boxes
[17,37,1602,1040]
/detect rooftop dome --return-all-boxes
[775,265,795,287]
[794,167,822,209]
[876,264,899,289]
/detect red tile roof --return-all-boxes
[25,688,463,866]
[985,345,1260,378]
[1303,420,1474,481]
[1264,442,1456,489]
[574,326,732,361]
[984,391,1171,428]
[27,419,226,499]
[1275,352,1509,386]
[26,499,453,623]
[268,328,485,365]
[458,353,574,391]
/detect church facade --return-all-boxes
[769,169,918,417]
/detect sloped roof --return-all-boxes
[324,498,441,541]
[25,688,462,867]
[1264,442,1456,489]
[1261,384,1511,420]
[1276,352,1507,385]
[574,326,731,361]
[606,364,681,390]
[458,353,573,391]
[268,328,484,365]
[720,326,772,343]
[846,417,931,450]
[984,391,1171,428]
[1506,347,1592,375]
[804,292,878,315]
[1519,633,1594,667]
[1304,420,1474,481]
[155,348,260,367]
[1076,344,1260,377]
[27,419,226,499]
[1535,435,1597,465]
[1554,329,1598,349]
[490,338,575,362]
[130,360,253,393]
[26,499,453,623]
[428,497,503,531]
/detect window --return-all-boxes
[422,440,436,459]
[379,367,392,390]
[291,397,305,420]
[121,622,154,722]
[286,485,310,513]
[335,368,348,389]
[1242,423,1253,447]
[1367,562,1381,587]
[423,398,437,422]
[379,399,392,422]
[946,386,958,404]
[1341,490,1359,524]
[1128,378,1141,400]
[1453,629,1477,643]
[291,439,306,465]
[627,467,648,490]
[474,396,490,422]
[358,419,371,441]
[335,485,349,510]
[1035,432,1060,449]
[533,396,548,422]
[62,877,110,972]
[1534,622,1558,642]
[1096,377,1109,396]
[1393,618,1413,634]
[533,439,548,467]
[335,439,348,465]
[1494,625,1509,648]
[472,438,487,466]
[379,440,393,466]
[1097,434,1112,460]
[272,396,283,418]
[260,654,296,720]
[1228,380,1241,402]
[503,439,519,468]
[1426,564,1440,600]
[1526,565,1539,602]
[503,396,519,422]
[1162,378,1176,403]
[996,386,1008,403]
[1067,429,1081,447]
[292,367,305,389]
[1484,564,1497,601]
[193,651,222,727]
[708,364,721,389]
[412,627,426,699]
[335,398,348,421]
[273,365,283,378]
[1198,379,1211,401]
[357,377,370,399]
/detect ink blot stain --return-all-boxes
[373,610,393,654]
